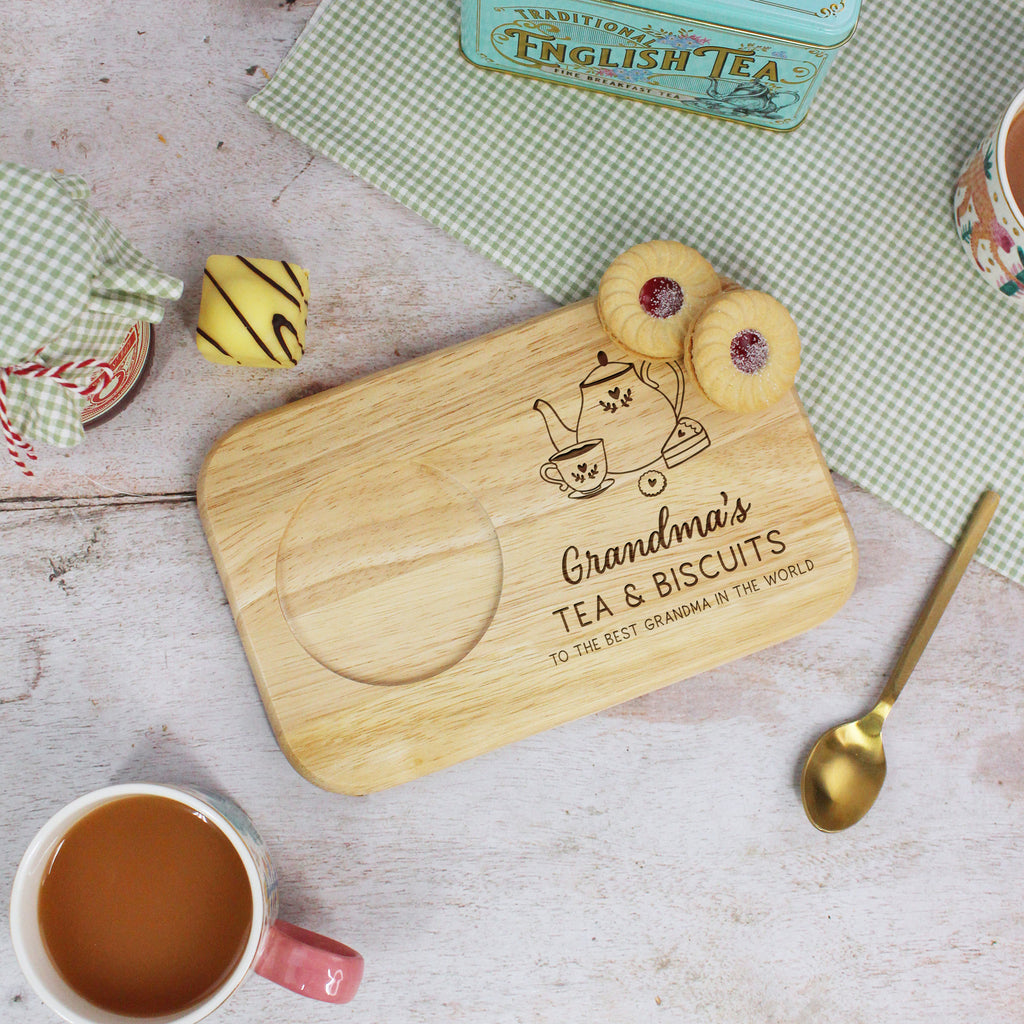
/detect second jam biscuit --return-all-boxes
[597,240,721,360]
[687,290,801,414]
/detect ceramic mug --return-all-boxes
[953,84,1024,303]
[10,783,363,1023]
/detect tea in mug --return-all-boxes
[1005,110,1024,214]
[37,794,253,1017]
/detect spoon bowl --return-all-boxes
[801,714,886,832]
[800,490,999,832]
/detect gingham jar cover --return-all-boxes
[0,162,183,461]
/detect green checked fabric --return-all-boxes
[250,0,1024,585]
[0,162,183,453]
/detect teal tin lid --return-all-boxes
[660,0,859,48]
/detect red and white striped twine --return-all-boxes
[0,358,114,476]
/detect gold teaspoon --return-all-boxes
[801,490,1000,832]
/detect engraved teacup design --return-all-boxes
[540,438,612,498]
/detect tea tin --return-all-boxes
[460,0,860,130]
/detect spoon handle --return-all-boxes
[877,490,999,714]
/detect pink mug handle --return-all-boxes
[254,920,364,1003]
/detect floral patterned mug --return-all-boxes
[953,85,1024,304]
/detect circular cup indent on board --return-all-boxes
[275,462,503,686]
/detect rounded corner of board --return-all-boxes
[197,423,242,506]
[833,499,860,595]
[278,727,438,796]
[272,733,366,796]
[838,530,860,604]
[195,446,221,517]
[269,713,394,796]
[817,526,860,626]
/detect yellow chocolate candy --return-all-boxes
[196,255,309,367]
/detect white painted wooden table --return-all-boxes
[2,4,1022,1022]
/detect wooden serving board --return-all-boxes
[198,299,857,794]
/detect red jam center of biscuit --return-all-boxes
[638,277,684,319]
[730,329,769,374]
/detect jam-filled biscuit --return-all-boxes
[597,241,721,360]
[688,290,801,414]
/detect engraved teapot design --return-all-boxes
[532,351,685,476]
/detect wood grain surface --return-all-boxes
[2,3,1023,1023]
[200,300,856,793]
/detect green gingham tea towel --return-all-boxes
[0,162,183,474]
[249,0,1024,585]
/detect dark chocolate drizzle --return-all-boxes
[238,256,304,308]
[272,313,301,364]
[281,260,304,295]
[196,325,234,361]
[203,269,281,363]
[201,257,307,365]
